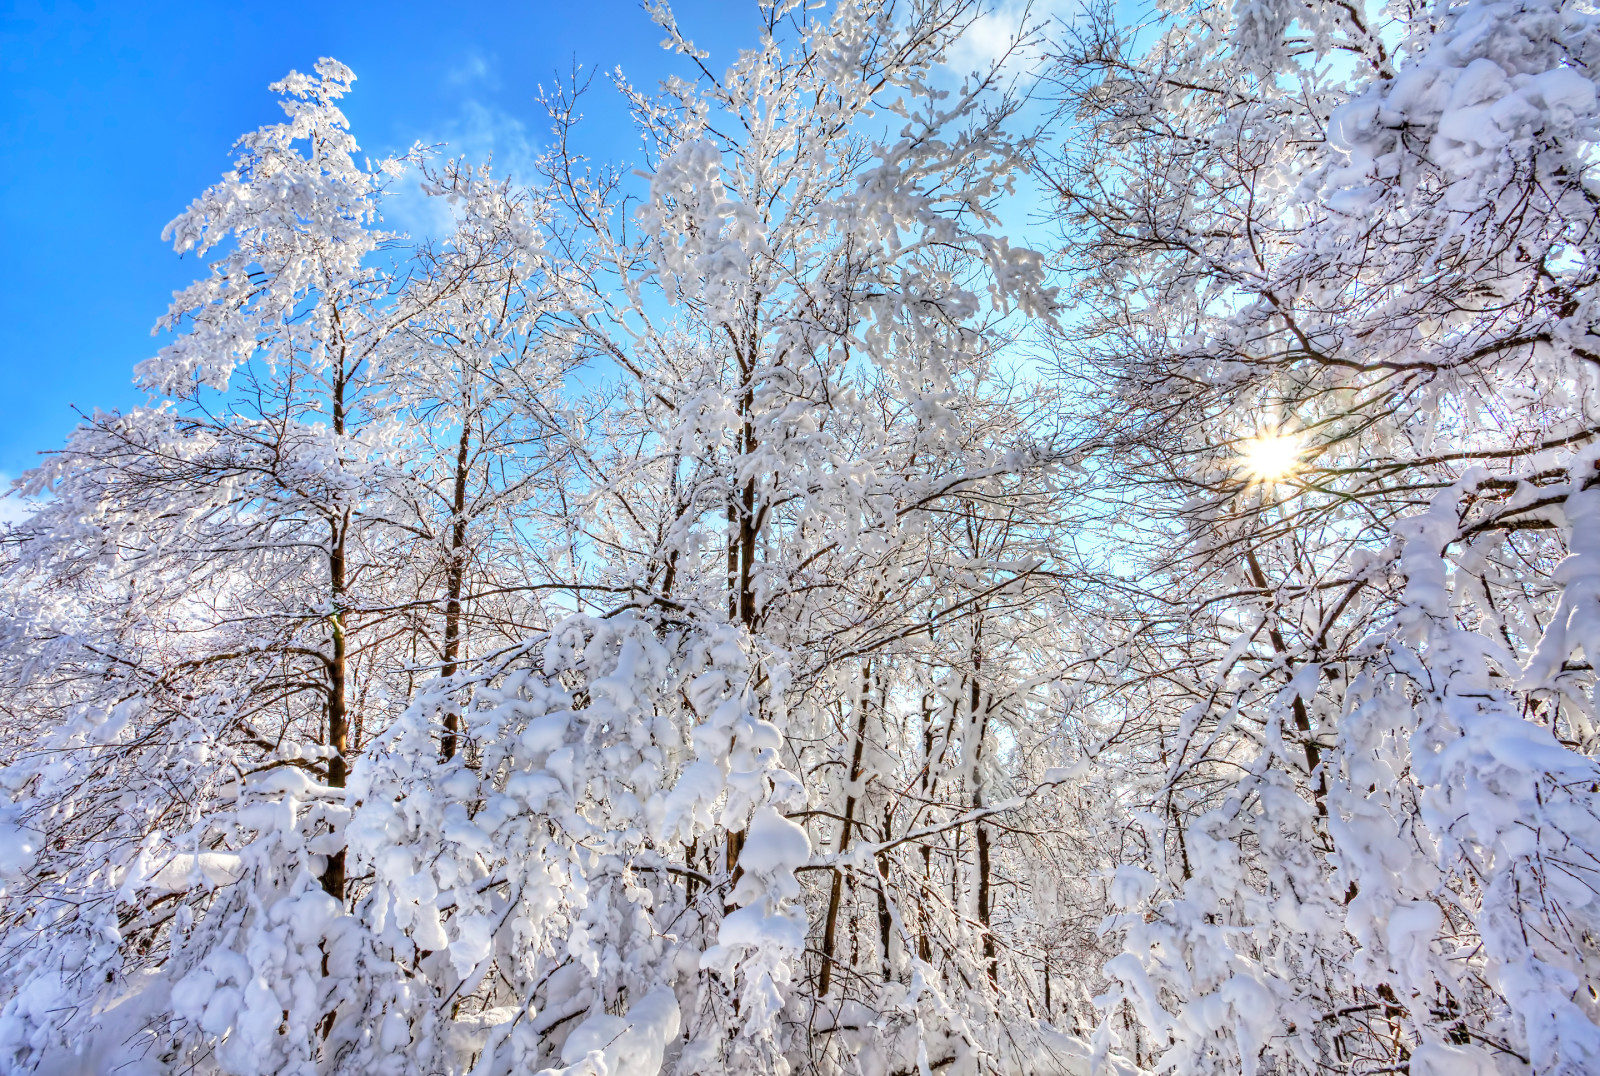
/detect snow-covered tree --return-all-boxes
[0,61,582,1076]
[0,5,1108,1075]
[1045,0,1600,1071]
[384,156,585,753]
[11,0,1596,1072]
[334,2,1088,1072]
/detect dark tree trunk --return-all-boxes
[440,417,472,761]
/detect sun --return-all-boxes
[1237,430,1304,483]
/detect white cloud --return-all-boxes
[381,54,543,242]
[446,52,497,89]
[945,0,1074,78]
[0,474,39,527]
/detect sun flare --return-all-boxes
[1237,430,1303,483]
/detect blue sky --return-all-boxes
[0,0,769,479]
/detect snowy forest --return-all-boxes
[2,0,1598,1073]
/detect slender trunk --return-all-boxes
[1244,549,1326,809]
[684,838,698,906]
[917,693,935,963]
[321,510,349,902]
[739,476,756,628]
[726,494,739,623]
[819,667,871,995]
[321,359,349,903]
[723,828,746,916]
[723,340,760,916]
[734,331,758,630]
[969,669,997,988]
[975,817,996,988]
[877,803,893,982]
[721,479,745,916]
[440,417,472,761]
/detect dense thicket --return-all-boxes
[0,1,1597,1074]
[1044,0,1600,1072]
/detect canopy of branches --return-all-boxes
[2,2,1598,1075]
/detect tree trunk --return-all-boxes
[321,358,350,903]
[321,510,349,903]
[877,803,893,982]
[819,665,871,995]
[969,666,997,989]
[1244,549,1326,810]
[440,416,472,761]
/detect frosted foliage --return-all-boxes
[0,3,1110,1076]
[6,0,1600,1074]
[1048,0,1600,1070]
[340,616,793,1075]
[144,59,386,396]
